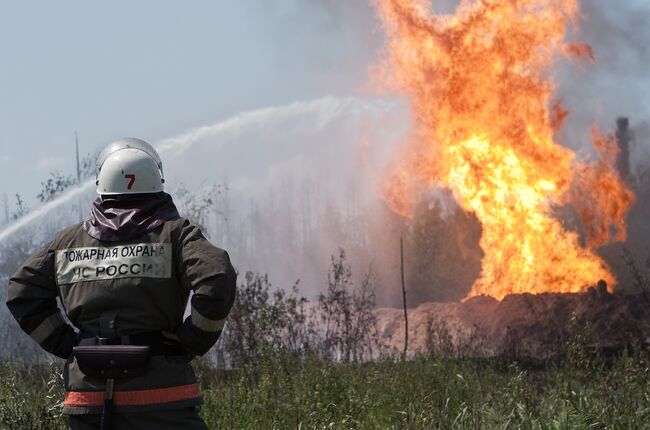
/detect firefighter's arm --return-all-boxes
[5,242,76,359]
[175,221,237,356]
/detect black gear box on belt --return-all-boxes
[73,345,151,379]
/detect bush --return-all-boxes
[317,249,381,362]
[3,251,650,428]
[218,272,316,370]
[216,249,382,370]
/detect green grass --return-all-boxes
[0,361,66,430]
[198,353,650,430]
[1,351,649,430]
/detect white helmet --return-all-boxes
[96,138,165,195]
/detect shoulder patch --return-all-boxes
[56,243,172,285]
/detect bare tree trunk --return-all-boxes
[75,132,83,222]
[2,193,9,225]
[401,235,408,360]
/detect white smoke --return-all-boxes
[0,96,402,296]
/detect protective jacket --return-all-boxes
[6,192,236,414]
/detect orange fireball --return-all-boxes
[372,0,634,300]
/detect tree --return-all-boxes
[37,171,75,203]
[318,248,380,362]
[2,193,8,224]
[404,198,482,303]
[174,184,217,234]
[11,194,28,220]
[79,153,95,181]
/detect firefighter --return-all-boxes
[6,138,236,429]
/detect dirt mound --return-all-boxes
[376,291,650,359]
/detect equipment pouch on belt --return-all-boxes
[73,345,151,379]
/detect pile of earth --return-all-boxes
[375,288,650,360]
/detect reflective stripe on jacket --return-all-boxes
[64,383,201,408]
[6,216,237,414]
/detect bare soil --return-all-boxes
[376,290,650,359]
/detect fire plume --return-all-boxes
[372,0,635,300]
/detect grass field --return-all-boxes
[2,268,650,429]
[2,348,649,430]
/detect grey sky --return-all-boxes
[0,0,377,203]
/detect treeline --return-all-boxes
[0,151,481,309]
[3,128,650,313]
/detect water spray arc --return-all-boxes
[0,96,390,245]
[0,181,95,244]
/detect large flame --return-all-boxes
[372,0,635,300]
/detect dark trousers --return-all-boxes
[68,407,209,430]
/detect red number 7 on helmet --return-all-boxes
[124,174,136,190]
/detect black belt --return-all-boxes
[76,331,185,356]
